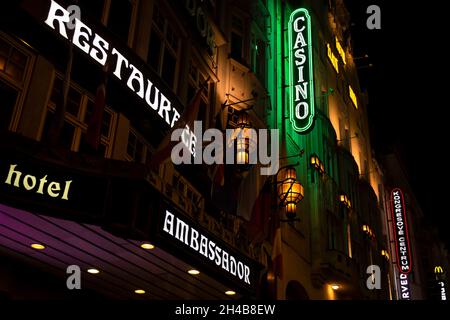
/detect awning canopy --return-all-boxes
[0,203,239,299]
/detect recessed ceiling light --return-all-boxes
[225,290,236,296]
[134,289,146,294]
[331,284,340,290]
[188,269,200,275]
[87,268,100,274]
[140,243,155,250]
[30,243,45,250]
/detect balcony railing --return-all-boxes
[311,248,359,291]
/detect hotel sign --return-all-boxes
[4,164,72,200]
[288,8,315,133]
[152,200,261,293]
[0,151,108,221]
[163,210,251,285]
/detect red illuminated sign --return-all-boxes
[390,188,412,274]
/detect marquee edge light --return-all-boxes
[288,8,315,133]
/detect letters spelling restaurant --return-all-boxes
[0,0,264,299]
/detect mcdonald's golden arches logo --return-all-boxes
[434,266,444,274]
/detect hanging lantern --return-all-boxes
[310,154,325,174]
[310,154,319,169]
[319,162,325,174]
[277,166,304,219]
[236,135,250,164]
[339,193,351,209]
[235,111,256,166]
[236,111,251,128]
[362,224,375,239]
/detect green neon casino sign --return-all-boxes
[288,8,315,133]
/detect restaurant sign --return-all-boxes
[44,0,184,130]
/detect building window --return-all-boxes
[328,212,345,253]
[77,0,105,21]
[147,4,181,92]
[230,14,245,62]
[171,172,202,215]
[250,33,267,84]
[106,0,134,43]
[125,127,164,168]
[328,213,336,250]
[318,34,326,63]
[0,34,31,132]
[41,75,116,157]
[378,183,384,208]
[187,60,212,125]
[0,39,28,83]
[126,128,147,163]
[347,224,352,258]
[338,118,350,150]
[78,0,137,46]
[0,80,18,131]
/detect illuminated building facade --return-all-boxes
[1,0,447,301]
[263,0,392,300]
[381,152,450,300]
[0,0,268,299]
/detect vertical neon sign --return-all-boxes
[434,266,447,300]
[390,188,412,300]
[288,8,315,133]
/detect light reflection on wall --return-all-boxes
[325,284,337,300]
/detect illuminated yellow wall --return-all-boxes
[327,95,342,142]
[325,284,337,300]
[350,137,362,173]
[369,161,383,201]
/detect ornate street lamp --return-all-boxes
[310,154,320,169]
[235,111,256,166]
[277,166,304,219]
[339,193,351,209]
[362,224,375,239]
[310,154,325,174]
[236,111,251,128]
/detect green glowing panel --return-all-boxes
[288,8,315,133]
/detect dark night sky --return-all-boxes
[343,1,449,246]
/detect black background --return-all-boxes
[343,0,449,247]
